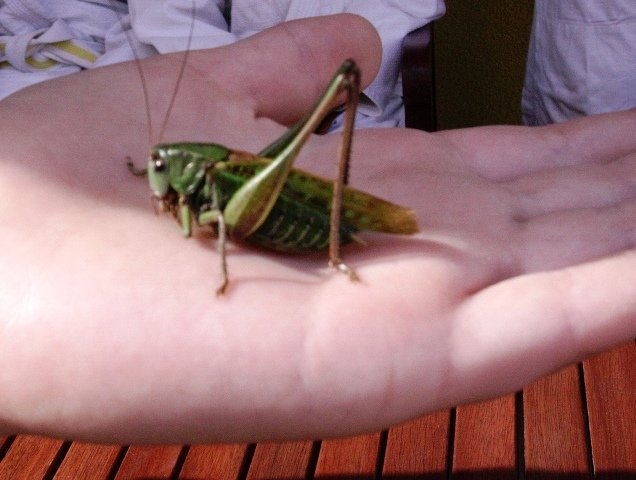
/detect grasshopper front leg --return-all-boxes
[197,177,229,295]
[178,195,193,237]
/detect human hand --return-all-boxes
[0,14,634,443]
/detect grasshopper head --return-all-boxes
[147,149,171,198]
[146,147,178,216]
[146,144,210,215]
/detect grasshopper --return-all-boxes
[123,10,418,295]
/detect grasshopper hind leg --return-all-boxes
[328,60,361,284]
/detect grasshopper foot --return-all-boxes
[329,260,360,282]
[216,279,229,296]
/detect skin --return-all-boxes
[0,14,634,444]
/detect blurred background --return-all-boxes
[435,0,534,129]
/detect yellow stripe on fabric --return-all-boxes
[51,40,97,63]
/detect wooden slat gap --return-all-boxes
[446,408,457,476]
[169,445,190,479]
[576,363,595,477]
[43,440,71,480]
[106,445,129,480]
[374,431,389,480]
[237,443,257,480]
[0,436,16,463]
[306,440,322,480]
[515,391,526,480]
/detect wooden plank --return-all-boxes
[247,441,315,479]
[583,343,636,473]
[524,364,590,479]
[383,411,450,479]
[179,443,249,479]
[452,395,516,478]
[314,433,381,479]
[53,443,123,480]
[0,435,65,480]
[113,444,183,479]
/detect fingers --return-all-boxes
[439,109,636,181]
[502,151,635,271]
[199,14,382,126]
[452,251,636,401]
[516,199,636,271]
[511,152,636,218]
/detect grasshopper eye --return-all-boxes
[149,151,166,172]
[152,158,166,172]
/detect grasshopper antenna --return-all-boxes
[112,0,196,152]
[156,0,196,143]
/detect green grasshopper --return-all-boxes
[128,58,419,295]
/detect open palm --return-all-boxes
[0,15,634,443]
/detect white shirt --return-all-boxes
[522,0,636,125]
[0,0,446,128]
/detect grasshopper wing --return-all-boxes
[221,158,419,235]
[285,168,420,235]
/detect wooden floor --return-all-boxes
[1,341,633,480]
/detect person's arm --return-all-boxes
[0,14,634,444]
